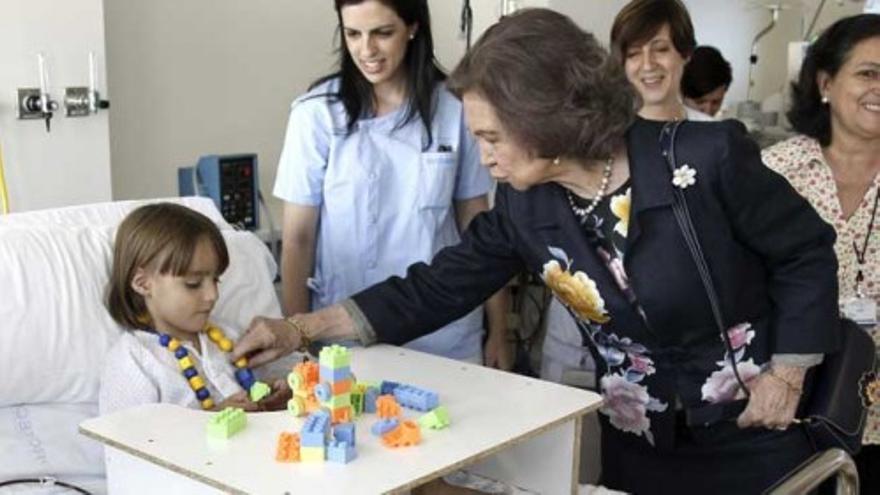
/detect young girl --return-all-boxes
[99,203,286,415]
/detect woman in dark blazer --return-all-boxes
[235,9,839,494]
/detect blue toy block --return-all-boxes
[393,385,440,412]
[326,440,357,464]
[333,422,356,447]
[301,413,330,447]
[371,418,399,436]
[364,387,379,413]
[319,365,352,383]
[380,381,401,396]
[314,383,332,402]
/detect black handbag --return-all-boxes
[659,120,877,454]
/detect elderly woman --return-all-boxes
[762,13,880,493]
[236,9,838,494]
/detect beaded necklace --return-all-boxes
[157,323,256,410]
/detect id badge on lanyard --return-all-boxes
[843,188,880,326]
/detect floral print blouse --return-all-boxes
[546,181,759,445]
[763,135,880,445]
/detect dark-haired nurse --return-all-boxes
[272,0,511,368]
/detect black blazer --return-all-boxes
[353,118,839,448]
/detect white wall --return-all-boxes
[105,0,549,223]
[0,0,112,213]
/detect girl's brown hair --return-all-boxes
[610,0,696,59]
[106,203,229,330]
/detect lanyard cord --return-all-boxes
[852,186,880,294]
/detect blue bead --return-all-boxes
[196,388,210,400]
[235,368,255,390]
[175,347,188,359]
[159,334,171,347]
[183,367,198,379]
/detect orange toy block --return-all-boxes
[331,379,353,395]
[381,420,421,448]
[331,406,352,424]
[275,432,301,462]
[376,395,401,419]
[295,361,320,388]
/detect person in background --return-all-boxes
[273,0,511,368]
[610,0,713,122]
[682,45,733,118]
[236,9,839,493]
[762,13,880,493]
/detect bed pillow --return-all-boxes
[0,224,280,406]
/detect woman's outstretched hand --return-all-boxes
[231,316,303,368]
[736,364,806,431]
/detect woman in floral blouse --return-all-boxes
[236,9,839,494]
[763,13,880,493]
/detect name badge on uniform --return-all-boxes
[841,296,877,326]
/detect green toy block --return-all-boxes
[323,393,351,409]
[319,344,351,369]
[249,381,271,402]
[350,391,364,416]
[206,407,247,439]
[418,406,451,430]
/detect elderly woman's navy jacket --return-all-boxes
[352,118,839,449]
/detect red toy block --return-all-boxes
[275,432,301,462]
[381,420,421,448]
[376,395,401,419]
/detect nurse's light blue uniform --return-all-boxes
[273,78,491,360]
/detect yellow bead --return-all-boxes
[201,398,214,410]
[207,327,223,342]
[234,357,248,368]
[167,338,180,351]
[218,338,233,352]
[189,376,205,390]
[178,356,194,369]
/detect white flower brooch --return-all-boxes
[672,164,697,189]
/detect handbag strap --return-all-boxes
[659,121,750,399]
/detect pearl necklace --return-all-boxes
[566,156,614,219]
[157,323,255,410]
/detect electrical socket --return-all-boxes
[16,88,43,119]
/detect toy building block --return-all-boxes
[300,446,325,463]
[249,381,271,402]
[326,394,351,409]
[206,407,247,439]
[333,422,356,447]
[327,440,357,464]
[351,391,364,416]
[314,383,332,402]
[371,418,399,436]
[319,344,351,369]
[376,395,402,419]
[393,385,439,412]
[380,381,401,396]
[418,406,451,430]
[301,413,330,447]
[331,379,353,395]
[275,432,301,462]
[381,420,421,448]
[320,365,352,383]
[364,387,379,413]
[331,406,352,424]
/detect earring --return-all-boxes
[821,95,829,104]
[552,157,561,166]
[409,33,415,40]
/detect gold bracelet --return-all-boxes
[284,317,312,352]
[767,369,803,394]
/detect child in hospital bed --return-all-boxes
[98,203,289,415]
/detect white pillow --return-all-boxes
[0,196,231,230]
[0,225,280,406]
[0,403,104,484]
